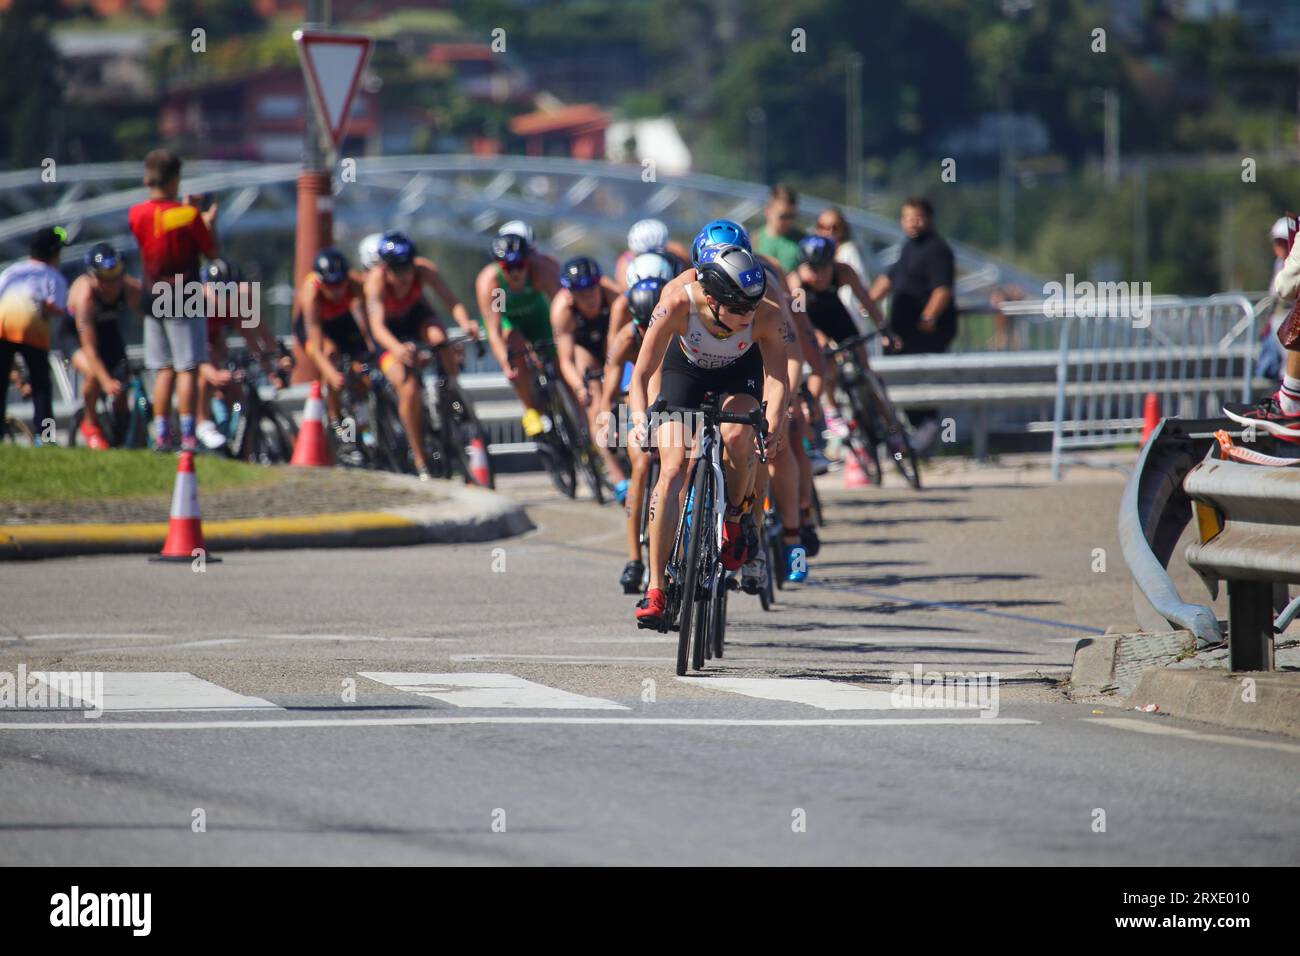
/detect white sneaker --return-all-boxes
[196,419,228,450]
[823,405,850,439]
[911,419,941,456]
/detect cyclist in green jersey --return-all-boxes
[476,233,554,437]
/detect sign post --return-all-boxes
[290,18,372,378]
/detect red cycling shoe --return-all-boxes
[636,588,667,629]
[721,520,748,571]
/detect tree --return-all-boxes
[0,0,65,168]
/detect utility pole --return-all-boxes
[1103,88,1120,187]
[295,0,333,292]
[748,107,767,185]
[290,0,333,383]
[845,52,863,205]
[998,85,1015,257]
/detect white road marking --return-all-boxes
[33,671,278,713]
[451,654,679,664]
[20,632,166,641]
[1085,717,1300,756]
[0,715,1038,731]
[679,676,978,710]
[73,638,247,655]
[359,672,628,710]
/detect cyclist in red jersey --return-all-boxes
[364,231,480,479]
[294,248,372,434]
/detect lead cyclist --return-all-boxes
[628,243,788,629]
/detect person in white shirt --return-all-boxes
[0,227,69,439]
[1224,216,1300,441]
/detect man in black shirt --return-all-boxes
[868,197,957,451]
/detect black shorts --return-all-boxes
[294,314,369,357]
[573,318,606,363]
[656,337,763,411]
[385,298,437,343]
[807,298,859,344]
[57,320,126,375]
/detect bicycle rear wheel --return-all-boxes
[558,385,605,504]
[710,575,728,658]
[862,373,922,490]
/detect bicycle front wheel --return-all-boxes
[676,455,713,676]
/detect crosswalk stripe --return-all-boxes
[32,671,279,713]
[359,672,629,710]
[677,676,980,711]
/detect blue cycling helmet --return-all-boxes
[627,277,667,327]
[691,219,751,267]
[84,242,123,279]
[560,255,601,291]
[378,231,416,267]
[799,234,837,267]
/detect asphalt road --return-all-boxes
[1,473,1296,866]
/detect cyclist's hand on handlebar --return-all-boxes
[326,367,345,392]
[400,342,418,368]
[764,415,786,458]
[576,385,591,407]
[104,377,124,399]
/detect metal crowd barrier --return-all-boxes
[996,295,1262,480]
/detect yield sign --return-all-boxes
[293,29,373,149]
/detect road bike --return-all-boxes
[644,394,768,675]
[826,331,922,490]
[67,357,152,449]
[416,340,496,488]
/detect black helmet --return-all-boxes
[799,234,837,268]
[491,232,530,266]
[560,255,601,291]
[204,256,240,283]
[696,244,767,312]
[627,277,667,328]
[313,247,349,284]
[378,230,416,267]
[84,242,123,279]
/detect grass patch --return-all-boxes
[0,446,281,503]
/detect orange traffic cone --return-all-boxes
[844,452,870,488]
[468,436,491,487]
[291,380,334,466]
[1141,392,1161,444]
[151,451,220,563]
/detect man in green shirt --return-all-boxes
[753,183,804,274]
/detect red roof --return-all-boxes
[427,43,497,65]
[510,103,610,137]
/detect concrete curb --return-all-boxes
[1068,629,1198,699]
[1126,668,1300,739]
[0,481,533,560]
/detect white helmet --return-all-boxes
[625,251,677,288]
[627,218,670,254]
[358,232,384,270]
[498,220,535,245]
[1272,217,1291,242]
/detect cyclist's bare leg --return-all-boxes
[574,347,626,484]
[382,357,428,470]
[770,413,801,532]
[719,393,760,512]
[646,418,687,593]
[625,440,650,562]
[321,340,344,422]
[503,329,542,414]
[423,322,459,383]
[71,351,106,416]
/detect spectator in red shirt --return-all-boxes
[128,149,219,451]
